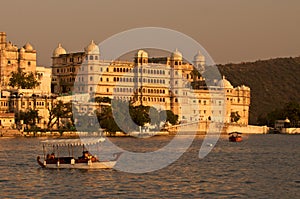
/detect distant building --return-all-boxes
[0,113,14,128]
[0,32,37,88]
[36,66,52,95]
[0,32,53,130]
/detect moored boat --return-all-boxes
[37,138,122,169]
[228,132,243,142]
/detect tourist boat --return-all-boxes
[228,132,243,142]
[37,137,122,169]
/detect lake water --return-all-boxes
[0,134,299,198]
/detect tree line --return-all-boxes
[257,101,300,127]
[18,99,179,135]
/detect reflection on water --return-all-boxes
[0,135,299,198]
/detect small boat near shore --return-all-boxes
[37,138,122,169]
[229,132,243,142]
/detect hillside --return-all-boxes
[218,57,300,124]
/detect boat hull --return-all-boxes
[229,136,243,142]
[37,156,117,169]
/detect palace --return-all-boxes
[52,41,250,125]
[0,31,251,135]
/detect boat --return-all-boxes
[37,137,122,169]
[228,132,243,142]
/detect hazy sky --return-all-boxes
[0,0,299,66]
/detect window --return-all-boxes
[90,66,93,71]
[7,60,11,65]
[90,76,93,81]
[28,61,31,66]
[89,55,94,60]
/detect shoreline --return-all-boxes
[0,130,298,138]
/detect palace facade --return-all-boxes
[52,41,250,125]
[0,32,52,130]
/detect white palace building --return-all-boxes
[52,41,251,127]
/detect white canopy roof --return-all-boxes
[41,138,105,146]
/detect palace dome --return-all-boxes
[136,50,148,58]
[171,48,183,60]
[85,40,99,55]
[217,76,233,89]
[53,43,67,57]
[24,42,34,51]
[5,42,18,51]
[194,51,205,62]
[20,47,25,53]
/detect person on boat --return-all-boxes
[50,153,55,159]
[82,151,92,159]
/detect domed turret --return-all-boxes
[24,42,34,51]
[171,48,182,60]
[53,43,67,57]
[284,118,290,123]
[20,47,25,53]
[241,85,250,91]
[85,40,99,55]
[5,42,14,51]
[136,50,148,58]
[194,51,205,62]
[217,76,233,89]
[135,49,148,65]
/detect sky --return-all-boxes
[0,0,299,66]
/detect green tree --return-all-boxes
[149,107,160,127]
[47,101,74,130]
[9,70,40,89]
[258,101,300,127]
[129,105,151,127]
[230,111,241,123]
[282,102,300,127]
[160,110,178,125]
[97,106,121,135]
[19,109,39,129]
[94,96,111,103]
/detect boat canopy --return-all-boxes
[41,138,105,146]
[228,132,242,135]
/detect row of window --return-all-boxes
[113,87,166,94]
[69,57,81,63]
[7,60,31,66]
[86,55,99,61]
[114,67,168,75]
[193,110,223,115]
[9,101,49,107]
[56,67,75,73]
[113,96,166,103]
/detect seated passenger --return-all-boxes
[50,153,55,159]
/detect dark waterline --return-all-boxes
[0,135,299,198]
